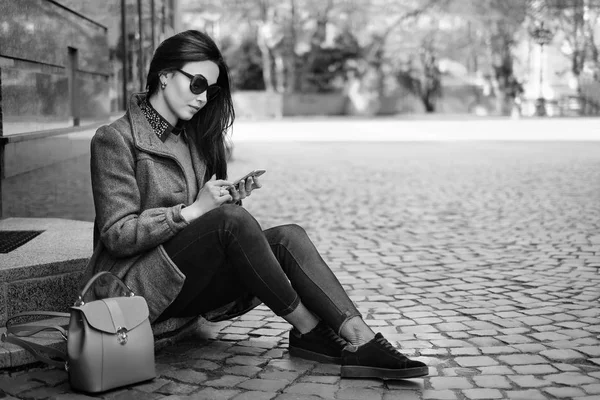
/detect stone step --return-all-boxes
[0,218,203,370]
[0,218,92,327]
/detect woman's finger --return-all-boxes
[206,178,232,189]
[238,179,247,198]
[215,186,229,199]
[228,186,241,202]
[211,179,233,187]
[217,193,232,205]
[244,179,252,196]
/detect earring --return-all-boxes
[160,81,167,90]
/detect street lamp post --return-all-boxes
[530,22,554,116]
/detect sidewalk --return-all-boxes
[1,131,599,399]
[229,116,600,142]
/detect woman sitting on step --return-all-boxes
[85,29,428,381]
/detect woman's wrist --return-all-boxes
[181,204,202,222]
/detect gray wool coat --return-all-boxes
[81,93,260,323]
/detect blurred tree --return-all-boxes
[296,22,361,92]
[339,0,447,114]
[440,0,528,115]
[222,36,266,91]
[187,0,363,93]
[256,1,297,92]
[538,0,600,93]
[483,0,529,115]
[184,0,531,115]
[337,0,529,114]
[254,0,362,93]
[396,36,442,112]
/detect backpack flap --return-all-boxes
[72,296,149,334]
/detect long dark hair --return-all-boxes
[146,30,235,181]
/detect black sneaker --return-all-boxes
[289,321,348,364]
[341,333,429,380]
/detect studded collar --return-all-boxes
[139,99,185,142]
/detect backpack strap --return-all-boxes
[1,333,67,369]
[2,311,69,369]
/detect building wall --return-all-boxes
[0,0,110,135]
[56,0,180,112]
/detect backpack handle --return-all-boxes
[76,271,135,306]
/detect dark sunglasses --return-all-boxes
[175,69,221,99]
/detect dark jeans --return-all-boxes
[157,204,361,334]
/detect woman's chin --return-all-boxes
[178,112,194,121]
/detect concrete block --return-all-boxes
[0,346,11,369]
[0,258,88,284]
[0,219,92,271]
[0,218,93,325]
[5,272,84,325]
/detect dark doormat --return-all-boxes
[0,231,44,253]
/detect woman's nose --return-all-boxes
[195,91,207,103]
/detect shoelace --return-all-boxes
[316,325,347,350]
[375,336,408,360]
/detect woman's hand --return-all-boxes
[228,176,262,203]
[181,175,232,222]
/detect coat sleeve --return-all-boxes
[91,125,189,257]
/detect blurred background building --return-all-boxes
[0,0,181,137]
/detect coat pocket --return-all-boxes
[121,245,186,322]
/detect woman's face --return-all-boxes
[162,60,220,124]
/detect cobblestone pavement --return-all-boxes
[2,139,600,399]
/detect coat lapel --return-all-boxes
[127,92,207,203]
[128,93,176,159]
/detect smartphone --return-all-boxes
[230,169,266,189]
